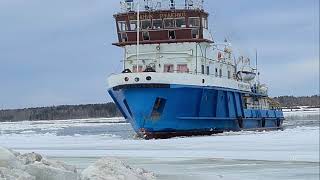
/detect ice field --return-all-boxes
[0,108,319,180]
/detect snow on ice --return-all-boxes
[0,147,155,180]
[0,108,319,179]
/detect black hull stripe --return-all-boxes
[139,127,283,139]
[113,83,170,91]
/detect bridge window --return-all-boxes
[177,64,189,73]
[164,18,175,28]
[191,29,199,39]
[164,64,174,73]
[168,30,176,39]
[120,33,128,42]
[130,20,137,31]
[152,19,163,29]
[202,17,208,29]
[141,20,151,29]
[189,17,200,27]
[175,18,186,28]
[118,21,127,32]
[142,31,150,41]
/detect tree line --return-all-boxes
[0,103,122,122]
[273,95,319,108]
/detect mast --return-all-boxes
[255,49,258,73]
[255,49,260,83]
[136,0,140,72]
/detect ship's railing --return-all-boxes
[122,55,238,79]
[120,0,204,13]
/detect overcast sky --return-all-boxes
[0,0,319,109]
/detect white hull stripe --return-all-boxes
[108,73,251,92]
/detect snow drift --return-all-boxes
[81,157,155,180]
[0,147,155,180]
[0,146,78,180]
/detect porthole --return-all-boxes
[135,77,140,82]
[146,76,152,81]
[124,77,129,82]
[202,79,205,83]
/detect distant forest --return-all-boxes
[0,103,122,122]
[273,95,320,108]
[0,95,319,122]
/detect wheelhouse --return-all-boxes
[113,9,212,46]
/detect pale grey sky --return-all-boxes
[0,0,319,109]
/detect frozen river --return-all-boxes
[0,109,319,180]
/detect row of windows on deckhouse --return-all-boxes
[120,28,200,42]
[118,17,208,32]
[132,64,234,79]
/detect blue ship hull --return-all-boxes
[108,84,284,139]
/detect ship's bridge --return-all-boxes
[113,0,213,46]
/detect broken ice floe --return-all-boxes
[0,147,155,180]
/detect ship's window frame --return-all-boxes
[142,31,150,41]
[219,69,222,78]
[152,19,163,29]
[188,17,200,27]
[177,64,189,73]
[133,65,143,72]
[175,18,186,28]
[163,18,175,28]
[201,65,205,74]
[164,64,174,73]
[215,68,218,77]
[191,28,199,39]
[207,66,210,75]
[118,21,128,32]
[202,17,208,29]
[168,30,176,39]
[129,20,137,31]
[120,32,128,42]
[141,19,152,30]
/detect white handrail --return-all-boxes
[120,0,204,12]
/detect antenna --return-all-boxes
[255,48,260,83]
[255,48,258,72]
[136,0,140,72]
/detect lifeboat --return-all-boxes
[237,66,256,82]
[258,84,268,95]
